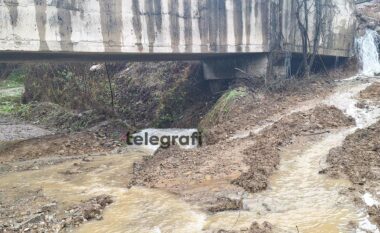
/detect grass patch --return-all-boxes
[0,69,26,90]
[0,93,24,115]
[0,68,26,115]
[200,87,247,128]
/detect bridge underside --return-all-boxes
[0,51,345,78]
[0,0,355,58]
[0,50,347,62]
[0,51,264,62]
[0,0,356,82]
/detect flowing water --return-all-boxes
[205,80,380,233]
[1,79,378,233]
[205,33,380,232]
[356,29,380,76]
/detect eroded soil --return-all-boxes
[1,76,378,233]
[326,82,380,230]
[200,71,353,145]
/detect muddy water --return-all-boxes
[207,132,360,233]
[206,79,380,233]
[1,79,380,233]
[0,152,206,232]
[76,187,206,233]
[0,130,205,233]
[0,153,142,209]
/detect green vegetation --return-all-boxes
[0,95,21,114]
[0,69,26,89]
[200,87,247,128]
[15,102,108,132]
[0,69,26,115]
[219,89,247,112]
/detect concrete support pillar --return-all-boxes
[235,54,269,79]
[208,80,230,94]
[202,58,237,80]
[202,53,286,82]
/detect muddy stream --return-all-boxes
[1,78,380,233]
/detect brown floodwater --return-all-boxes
[1,79,379,233]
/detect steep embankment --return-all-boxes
[199,69,355,145]
[22,62,215,129]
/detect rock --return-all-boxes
[367,21,377,30]
[262,203,271,212]
[208,197,243,213]
[249,221,273,233]
[95,195,113,207]
[82,204,101,220]
[214,221,273,233]
[82,157,93,162]
[355,101,367,109]
[15,214,44,229]
[41,203,57,212]
[376,26,380,35]
[61,195,113,230]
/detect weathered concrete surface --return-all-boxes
[0,0,356,61]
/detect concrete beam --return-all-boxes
[0,0,356,60]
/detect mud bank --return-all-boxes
[0,194,113,232]
[200,71,354,145]
[0,132,119,173]
[324,81,380,230]
[131,105,355,210]
[359,82,380,102]
[216,221,273,233]
[327,82,380,184]
[327,119,380,184]
[233,105,355,193]
[326,119,380,227]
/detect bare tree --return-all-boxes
[295,0,323,78]
[104,62,115,112]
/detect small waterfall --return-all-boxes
[356,29,380,76]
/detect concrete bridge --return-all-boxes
[0,0,356,79]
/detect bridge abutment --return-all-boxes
[202,54,271,80]
[203,53,287,82]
